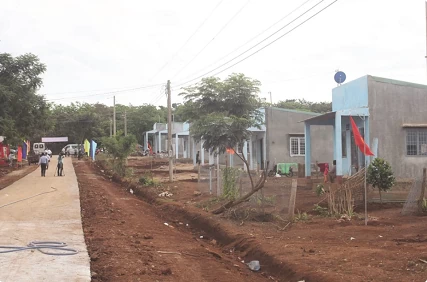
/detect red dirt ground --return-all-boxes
[122,156,427,281]
[74,160,273,282]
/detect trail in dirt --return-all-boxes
[74,160,269,282]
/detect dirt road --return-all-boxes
[74,160,270,282]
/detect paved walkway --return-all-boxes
[0,157,90,282]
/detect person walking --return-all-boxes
[38,152,49,177]
[57,153,64,176]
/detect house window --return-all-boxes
[406,130,427,156]
[290,137,305,156]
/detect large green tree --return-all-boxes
[0,53,50,143]
[180,74,263,153]
[180,73,268,214]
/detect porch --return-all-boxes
[303,108,373,183]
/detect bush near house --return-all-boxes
[367,158,395,203]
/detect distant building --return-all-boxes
[190,107,333,171]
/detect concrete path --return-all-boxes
[0,157,91,282]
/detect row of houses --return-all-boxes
[142,106,334,173]
[143,75,427,181]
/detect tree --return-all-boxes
[367,158,395,203]
[274,99,331,113]
[101,134,137,177]
[180,73,268,214]
[0,53,50,143]
[48,102,109,143]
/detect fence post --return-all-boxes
[288,179,298,220]
[418,168,426,213]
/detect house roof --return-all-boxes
[299,111,336,123]
[268,107,321,116]
[369,75,427,90]
[172,131,190,136]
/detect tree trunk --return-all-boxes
[379,188,382,204]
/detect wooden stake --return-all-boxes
[288,179,298,220]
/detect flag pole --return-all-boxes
[363,116,368,226]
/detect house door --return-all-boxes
[351,127,365,171]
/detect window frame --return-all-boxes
[290,136,305,157]
[406,129,427,157]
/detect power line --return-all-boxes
[149,0,224,81]
[45,83,165,101]
[173,0,338,89]
[148,85,167,105]
[171,0,251,80]
[180,0,313,83]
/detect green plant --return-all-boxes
[313,204,329,216]
[367,158,395,203]
[101,134,137,177]
[294,210,309,222]
[315,184,325,196]
[222,167,240,200]
[139,176,160,187]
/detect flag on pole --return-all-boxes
[17,146,22,162]
[350,116,374,156]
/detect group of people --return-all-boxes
[38,151,64,177]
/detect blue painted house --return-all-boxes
[303,75,427,182]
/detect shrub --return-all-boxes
[222,167,240,200]
[367,158,395,203]
[315,184,325,196]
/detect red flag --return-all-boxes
[350,116,374,156]
[17,146,22,162]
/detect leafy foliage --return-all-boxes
[274,99,331,113]
[101,134,137,176]
[0,53,50,143]
[313,204,330,217]
[315,184,325,196]
[180,73,263,154]
[367,158,395,203]
[222,167,240,200]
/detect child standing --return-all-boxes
[324,163,329,183]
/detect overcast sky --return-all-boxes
[1,0,425,107]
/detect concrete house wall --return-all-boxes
[265,107,333,165]
[368,76,427,179]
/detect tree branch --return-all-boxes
[231,147,254,190]
[212,161,269,214]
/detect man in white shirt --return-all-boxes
[38,153,49,177]
[45,152,51,170]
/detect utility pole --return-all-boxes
[269,91,272,105]
[167,80,173,182]
[124,110,127,136]
[425,0,427,81]
[110,118,112,137]
[113,96,116,136]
